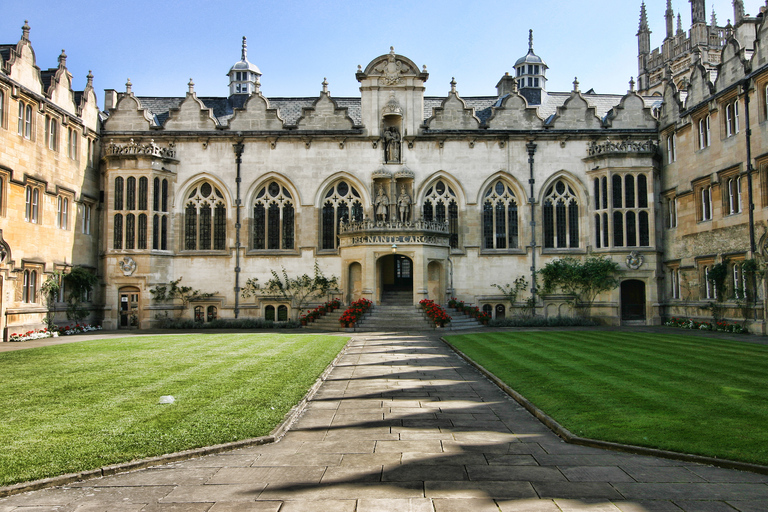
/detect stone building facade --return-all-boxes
[0,22,101,340]
[98,39,661,330]
[8,2,768,336]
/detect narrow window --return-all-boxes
[138,213,147,249]
[126,177,136,210]
[125,213,135,250]
[138,177,148,210]
[114,177,124,210]
[114,214,123,249]
[612,175,622,208]
[25,104,32,139]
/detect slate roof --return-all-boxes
[121,91,659,129]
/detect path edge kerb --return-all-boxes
[440,336,768,476]
[0,336,354,498]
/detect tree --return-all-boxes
[701,261,728,324]
[242,262,339,318]
[62,267,99,323]
[40,270,64,330]
[539,257,622,317]
[493,276,535,317]
[150,277,217,319]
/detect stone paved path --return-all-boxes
[2,333,768,511]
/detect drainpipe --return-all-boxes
[233,139,245,318]
[526,140,539,313]
[447,256,453,303]
[742,81,758,321]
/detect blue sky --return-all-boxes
[0,1,757,102]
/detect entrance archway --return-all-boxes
[621,280,646,322]
[379,254,413,303]
[118,286,140,329]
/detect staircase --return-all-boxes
[304,291,484,332]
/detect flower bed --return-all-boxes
[338,298,373,327]
[9,323,102,342]
[300,299,343,324]
[419,299,452,327]
[664,317,748,334]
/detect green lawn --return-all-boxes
[0,333,348,486]
[444,331,768,466]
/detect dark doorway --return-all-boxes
[621,280,646,322]
[382,254,413,292]
[119,287,140,329]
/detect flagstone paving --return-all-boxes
[2,332,768,511]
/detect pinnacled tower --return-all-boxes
[513,30,548,106]
[637,2,652,92]
[227,37,261,97]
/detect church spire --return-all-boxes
[638,2,651,55]
[690,0,706,24]
[666,0,675,39]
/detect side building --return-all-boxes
[641,0,768,332]
[98,38,662,330]
[0,22,101,340]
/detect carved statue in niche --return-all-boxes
[397,185,411,222]
[375,186,389,221]
[384,127,401,163]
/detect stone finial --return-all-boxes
[629,77,636,92]
[357,64,362,72]
[639,2,649,31]
[58,49,67,67]
[450,77,457,94]
[389,46,395,55]
[711,8,718,27]
[677,13,684,35]
[86,70,93,87]
[573,77,580,93]
[423,64,428,73]
[528,29,534,51]
[188,78,195,94]
[511,77,519,94]
[254,75,261,94]
[322,77,328,94]
[126,78,132,94]
[21,20,30,41]
[241,36,247,61]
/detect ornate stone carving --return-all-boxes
[383,127,401,163]
[626,251,644,270]
[587,139,658,157]
[104,138,177,159]
[374,186,389,221]
[339,218,449,234]
[374,48,412,86]
[397,185,412,222]
[119,256,137,276]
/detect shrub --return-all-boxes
[419,299,452,326]
[488,315,598,328]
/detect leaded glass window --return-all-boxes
[252,182,294,250]
[320,181,363,250]
[482,180,518,250]
[185,182,226,250]
[423,180,460,248]
[114,214,123,249]
[543,180,579,249]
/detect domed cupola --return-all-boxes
[228,37,261,97]
[514,30,547,105]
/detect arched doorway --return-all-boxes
[118,286,140,329]
[379,254,413,303]
[347,262,362,304]
[621,280,646,322]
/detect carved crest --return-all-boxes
[374,48,411,86]
[119,257,138,276]
[626,251,644,270]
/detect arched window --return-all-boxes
[423,180,459,248]
[194,306,204,322]
[125,213,135,250]
[613,211,623,247]
[482,304,492,316]
[207,306,218,322]
[321,180,363,250]
[625,175,635,208]
[22,269,37,303]
[153,177,160,211]
[482,180,518,250]
[543,180,579,249]
[612,175,622,209]
[277,305,288,321]
[25,104,32,139]
[126,177,136,210]
[138,177,148,210]
[184,182,227,250]
[114,214,123,249]
[253,181,295,250]
[114,177,124,210]
[265,305,275,321]
[138,214,148,249]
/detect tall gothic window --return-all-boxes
[152,178,169,250]
[543,180,579,249]
[184,182,227,250]
[482,180,518,250]
[138,177,148,210]
[423,180,459,248]
[253,181,295,250]
[321,180,363,250]
[126,177,136,210]
[596,173,650,249]
[114,177,124,210]
[114,214,123,249]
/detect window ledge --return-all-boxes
[246,250,300,257]
[479,249,526,256]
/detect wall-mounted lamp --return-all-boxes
[391,244,398,254]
